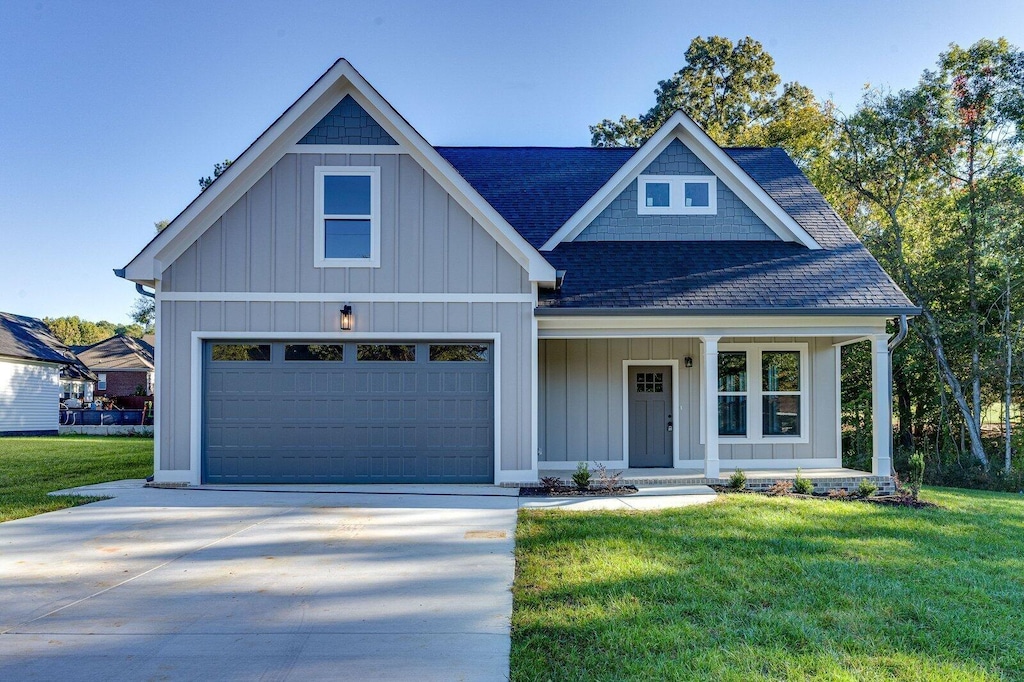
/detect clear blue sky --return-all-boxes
[2,0,1022,324]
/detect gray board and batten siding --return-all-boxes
[158,149,534,479]
[575,139,781,242]
[538,337,838,464]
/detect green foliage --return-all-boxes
[199,159,234,191]
[43,316,145,346]
[857,478,879,498]
[908,452,926,500]
[792,468,814,495]
[727,469,747,490]
[590,35,834,169]
[571,461,591,490]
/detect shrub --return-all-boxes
[539,476,562,491]
[857,478,879,498]
[908,452,925,500]
[572,462,592,490]
[827,488,851,499]
[593,463,623,493]
[728,469,747,490]
[766,480,792,496]
[792,469,815,495]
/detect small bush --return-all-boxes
[857,478,879,498]
[766,480,792,496]
[792,468,815,495]
[572,462,592,490]
[828,488,851,499]
[593,463,623,493]
[728,469,747,490]
[539,476,562,490]
[908,452,925,500]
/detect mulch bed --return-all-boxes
[709,485,938,508]
[520,485,639,497]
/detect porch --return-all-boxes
[534,316,898,482]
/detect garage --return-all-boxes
[202,340,494,484]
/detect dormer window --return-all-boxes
[314,166,381,267]
[637,175,717,215]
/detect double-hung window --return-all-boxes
[314,166,381,267]
[637,175,717,215]
[713,344,808,442]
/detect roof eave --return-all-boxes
[533,306,922,317]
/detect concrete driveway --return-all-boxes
[0,482,518,681]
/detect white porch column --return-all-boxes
[701,335,721,479]
[871,334,893,476]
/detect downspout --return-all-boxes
[135,283,155,299]
[887,315,910,464]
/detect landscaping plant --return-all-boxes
[857,477,879,498]
[572,462,592,491]
[792,468,814,495]
[728,469,747,490]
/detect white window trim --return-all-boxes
[637,174,717,216]
[313,165,381,268]
[97,373,107,391]
[717,343,809,444]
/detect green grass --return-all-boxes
[512,488,1024,681]
[0,436,153,522]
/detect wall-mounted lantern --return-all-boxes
[684,356,693,368]
[340,305,353,331]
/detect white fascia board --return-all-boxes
[123,59,556,285]
[536,314,889,338]
[540,111,821,251]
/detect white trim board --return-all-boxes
[291,144,407,154]
[180,331,503,487]
[540,111,820,251]
[159,292,535,303]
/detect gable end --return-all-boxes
[298,94,398,145]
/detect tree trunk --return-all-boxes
[894,362,914,450]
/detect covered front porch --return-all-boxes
[534,314,898,481]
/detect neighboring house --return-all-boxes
[75,334,155,398]
[118,60,918,486]
[0,312,95,436]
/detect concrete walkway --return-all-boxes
[0,482,518,681]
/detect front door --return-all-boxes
[628,366,673,467]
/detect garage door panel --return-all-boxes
[204,340,494,484]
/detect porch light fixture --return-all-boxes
[684,356,693,368]
[340,305,353,331]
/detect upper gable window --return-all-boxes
[637,175,717,215]
[314,166,381,267]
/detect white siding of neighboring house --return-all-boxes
[0,357,60,434]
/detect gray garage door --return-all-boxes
[202,341,493,484]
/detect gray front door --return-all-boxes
[202,340,493,484]
[628,366,673,467]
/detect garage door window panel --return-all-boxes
[357,344,416,362]
[285,344,344,362]
[429,344,488,361]
[211,344,271,362]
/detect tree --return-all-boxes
[199,159,233,191]
[44,317,144,346]
[590,36,833,168]
[831,39,1024,472]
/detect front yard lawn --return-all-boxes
[512,488,1024,681]
[0,436,152,522]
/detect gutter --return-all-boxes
[533,306,923,317]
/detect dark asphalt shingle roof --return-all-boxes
[76,334,155,372]
[436,145,916,314]
[0,312,96,379]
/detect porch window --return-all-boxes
[314,166,381,267]
[762,351,801,436]
[717,352,747,436]
[715,344,808,442]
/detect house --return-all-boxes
[75,334,155,400]
[0,312,95,436]
[117,60,917,486]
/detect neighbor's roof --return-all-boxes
[0,312,96,379]
[76,334,155,372]
[437,146,918,314]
